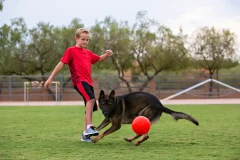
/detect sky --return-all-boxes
[1,0,240,47]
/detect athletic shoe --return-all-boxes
[81,134,92,142]
[83,126,99,137]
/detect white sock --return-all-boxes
[87,124,93,129]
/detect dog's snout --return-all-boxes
[103,111,108,117]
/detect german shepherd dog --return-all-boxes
[92,90,199,146]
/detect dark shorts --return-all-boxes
[74,81,98,112]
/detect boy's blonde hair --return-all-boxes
[75,28,89,38]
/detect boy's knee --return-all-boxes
[88,99,95,103]
[86,99,96,107]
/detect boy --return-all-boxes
[44,28,113,142]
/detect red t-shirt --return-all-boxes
[61,46,100,86]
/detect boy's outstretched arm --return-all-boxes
[44,62,64,88]
[99,50,113,62]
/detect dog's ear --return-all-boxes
[99,90,105,99]
[109,90,115,98]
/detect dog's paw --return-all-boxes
[91,137,99,143]
[92,133,104,143]
[135,141,141,146]
[124,138,132,142]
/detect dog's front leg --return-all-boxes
[96,118,111,131]
[92,122,121,143]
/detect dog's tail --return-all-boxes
[162,106,199,126]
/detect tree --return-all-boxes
[190,27,239,96]
[0,18,28,75]
[25,22,59,79]
[89,17,134,92]
[130,11,189,92]
[0,0,5,11]
[12,18,84,78]
[90,12,189,92]
[0,18,86,99]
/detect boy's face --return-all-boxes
[75,33,90,48]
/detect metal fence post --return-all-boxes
[8,76,12,101]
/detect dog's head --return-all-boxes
[98,90,116,117]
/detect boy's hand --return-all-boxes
[44,79,52,89]
[106,50,113,56]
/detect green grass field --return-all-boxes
[0,104,239,160]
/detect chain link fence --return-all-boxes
[0,74,240,101]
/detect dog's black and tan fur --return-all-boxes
[92,90,199,146]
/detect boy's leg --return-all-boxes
[74,82,99,137]
[80,114,92,142]
[85,99,95,129]
[84,98,99,136]
[84,114,87,132]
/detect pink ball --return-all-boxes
[132,116,151,135]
